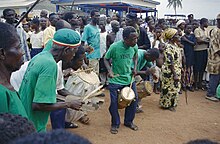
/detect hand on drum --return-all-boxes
[145,67,156,75]
[84,45,94,54]
[108,70,115,78]
[65,95,84,110]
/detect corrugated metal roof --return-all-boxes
[0,0,36,8]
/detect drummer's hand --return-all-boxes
[132,69,137,76]
[85,45,94,54]
[148,67,156,74]
[66,99,84,110]
[108,70,114,78]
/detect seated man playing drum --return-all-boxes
[131,48,160,113]
[104,26,138,134]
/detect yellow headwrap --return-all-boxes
[164,28,178,41]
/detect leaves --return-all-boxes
[167,0,183,15]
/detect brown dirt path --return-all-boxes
[50,90,220,144]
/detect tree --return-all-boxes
[167,0,183,15]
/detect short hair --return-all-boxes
[72,45,85,61]
[186,139,218,144]
[0,22,19,50]
[11,129,92,144]
[3,8,15,17]
[31,18,40,26]
[147,48,160,59]
[200,18,208,25]
[0,113,36,144]
[55,19,71,31]
[123,26,137,39]
[78,16,87,25]
[49,13,57,22]
[63,12,75,22]
[90,9,99,17]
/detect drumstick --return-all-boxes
[82,85,104,102]
[71,68,94,74]
[127,76,134,98]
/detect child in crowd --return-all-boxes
[181,24,196,91]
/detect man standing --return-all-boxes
[19,29,83,132]
[194,18,210,90]
[43,13,60,47]
[81,10,100,74]
[125,12,151,50]
[104,26,138,134]
[3,8,31,62]
[206,14,220,101]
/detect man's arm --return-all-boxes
[32,100,83,111]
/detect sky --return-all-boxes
[156,0,220,19]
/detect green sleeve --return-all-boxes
[81,26,89,42]
[0,94,9,113]
[134,45,138,56]
[33,65,57,104]
[105,45,114,59]
[146,62,153,68]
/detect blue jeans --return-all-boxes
[108,82,137,127]
[50,109,66,129]
[207,74,220,97]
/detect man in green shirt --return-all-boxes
[131,48,160,113]
[0,22,27,118]
[104,26,138,134]
[19,29,83,132]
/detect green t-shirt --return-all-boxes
[0,85,27,118]
[42,39,53,52]
[131,49,153,71]
[82,24,100,59]
[105,40,138,85]
[217,84,220,99]
[19,51,57,132]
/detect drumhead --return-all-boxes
[121,87,135,100]
[144,81,153,94]
[77,71,100,85]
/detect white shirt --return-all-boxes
[100,32,107,58]
[30,31,43,49]
[10,60,64,92]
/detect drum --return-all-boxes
[118,87,135,109]
[137,81,153,99]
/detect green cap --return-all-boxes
[52,28,81,48]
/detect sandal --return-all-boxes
[79,115,90,124]
[124,123,138,131]
[110,126,118,134]
[65,122,78,128]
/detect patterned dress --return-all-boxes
[159,43,182,108]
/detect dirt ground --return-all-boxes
[49,89,220,144]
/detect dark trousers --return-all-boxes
[50,109,66,129]
[108,82,137,127]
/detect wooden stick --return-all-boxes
[126,76,134,98]
[71,68,93,75]
[15,0,41,28]
[82,85,104,101]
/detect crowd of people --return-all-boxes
[0,6,219,143]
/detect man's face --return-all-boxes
[40,18,47,28]
[124,32,138,47]
[61,47,79,64]
[92,12,100,24]
[125,17,134,26]
[4,10,16,24]
[111,22,120,32]
[99,21,106,30]
[3,39,24,72]
[69,14,79,27]
[50,15,60,26]
[203,20,209,28]
[185,25,192,34]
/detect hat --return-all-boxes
[126,12,137,20]
[188,14,193,18]
[53,29,81,48]
[164,28,178,40]
[176,20,186,27]
[217,13,220,19]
